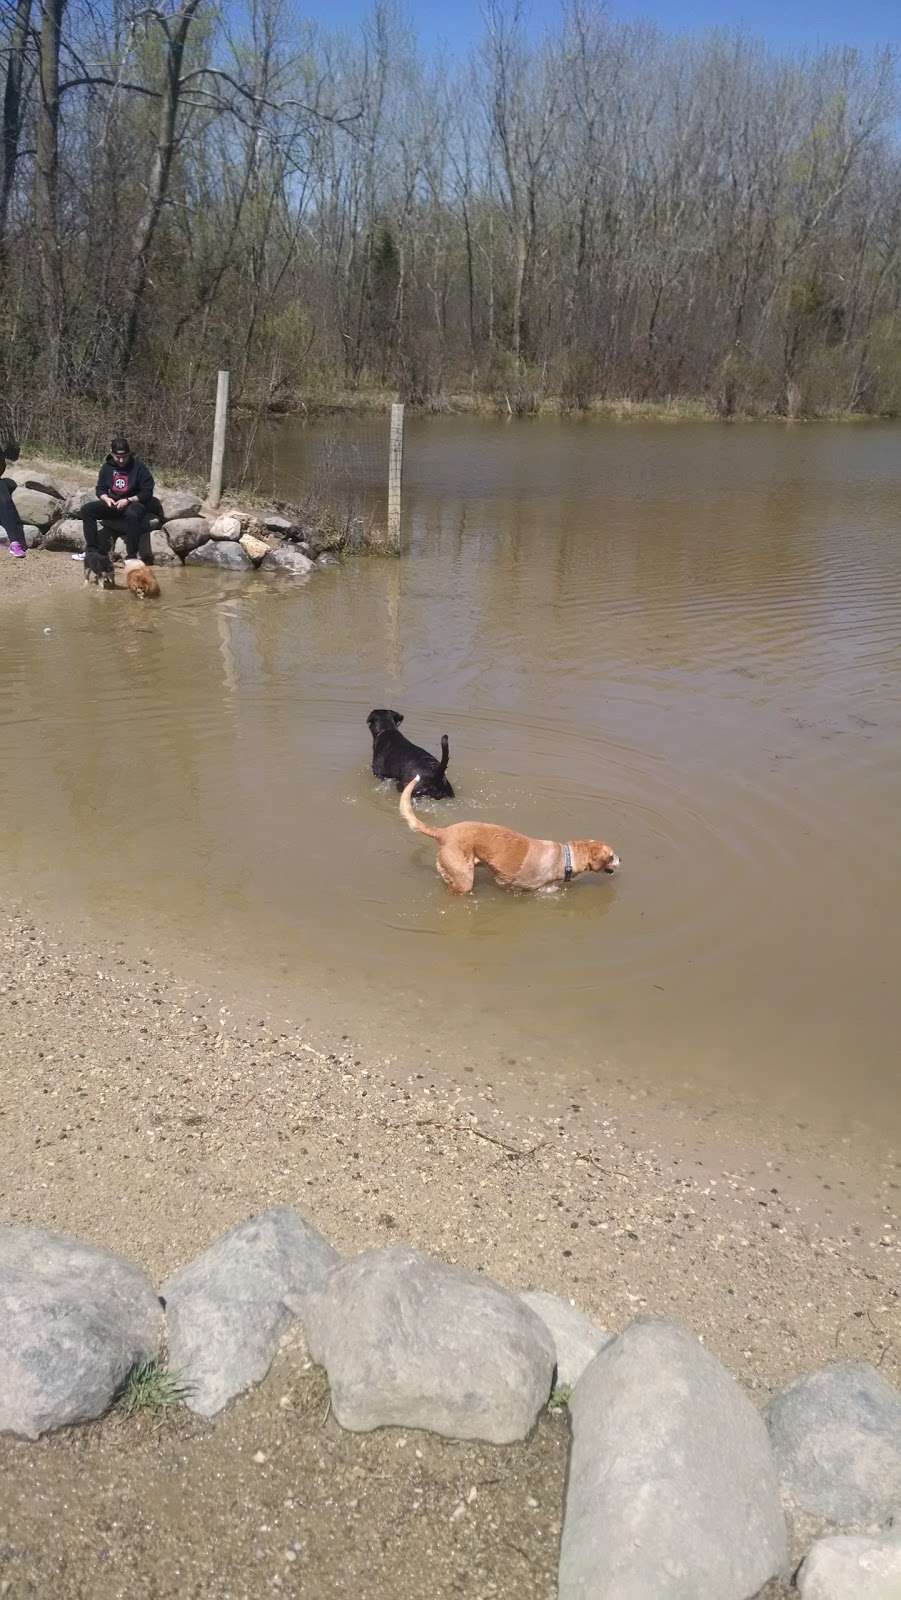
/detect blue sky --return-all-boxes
[323,0,901,56]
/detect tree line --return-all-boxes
[1,0,899,470]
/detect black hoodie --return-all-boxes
[96,453,155,505]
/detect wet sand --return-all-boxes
[0,542,75,602]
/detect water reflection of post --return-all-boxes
[385,538,402,679]
[217,601,238,698]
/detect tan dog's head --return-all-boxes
[586,841,620,874]
[125,561,160,599]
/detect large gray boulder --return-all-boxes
[9,471,65,499]
[147,529,179,565]
[63,487,94,517]
[0,524,39,549]
[165,517,210,557]
[12,487,61,530]
[560,1317,787,1600]
[797,1531,901,1598]
[157,488,202,522]
[262,513,301,535]
[519,1290,613,1389]
[185,538,252,570]
[766,1362,901,1526]
[0,1226,162,1439]
[301,1245,555,1443]
[260,544,315,576]
[43,517,86,552]
[162,1207,338,1418]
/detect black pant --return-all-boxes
[82,499,151,561]
[0,479,25,545]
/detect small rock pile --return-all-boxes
[2,1210,900,1598]
[1,467,351,573]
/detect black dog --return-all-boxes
[84,548,115,588]
[367,709,454,799]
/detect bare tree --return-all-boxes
[0,0,33,257]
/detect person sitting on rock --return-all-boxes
[81,435,155,567]
[0,444,27,558]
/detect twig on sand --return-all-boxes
[413,1118,540,1159]
[866,1307,891,1368]
[574,1149,633,1183]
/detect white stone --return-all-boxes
[519,1290,613,1389]
[260,545,315,575]
[208,513,243,541]
[797,1531,901,1599]
[185,539,252,569]
[161,1207,338,1418]
[301,1245,555,1444]
[560,1317,787,1599]
[767,1363,901,1525]
[0,1226,162,1439]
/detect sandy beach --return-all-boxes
[0,540,78,601]
[0,902,898,1595]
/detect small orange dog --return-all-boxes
[399,777,620,894]
[124,559,160,599]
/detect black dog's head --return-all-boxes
[367,708,403,738]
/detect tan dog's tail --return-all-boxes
[399,777,445,840]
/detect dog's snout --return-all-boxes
[607,852,621,872]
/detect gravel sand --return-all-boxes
[1,908,897,1596]
[1,907,897,1395]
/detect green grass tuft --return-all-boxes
[118,1359,191,1419]
[548,1383,573,1412]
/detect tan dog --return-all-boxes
[124,559,160,599]
[400,778,620,895]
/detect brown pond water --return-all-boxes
[2,418,900,1139]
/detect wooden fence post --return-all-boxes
[387,400,404,552]
[208,369,229,509]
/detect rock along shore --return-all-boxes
[3,1208,901,1599]
[1,458,364,574]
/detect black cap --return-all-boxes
[111,434,130,454]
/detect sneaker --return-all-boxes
[7,541,26,559]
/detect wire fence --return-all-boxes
[238,411,394,549]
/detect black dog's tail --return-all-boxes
[439,734,450,772]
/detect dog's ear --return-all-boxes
[392,711,404,726]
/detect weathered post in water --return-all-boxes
[387,401,404,553]
[208,369,230,509]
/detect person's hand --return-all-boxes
[101,494,115,507]
[115,498,128,510]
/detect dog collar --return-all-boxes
[563,842,573,881]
